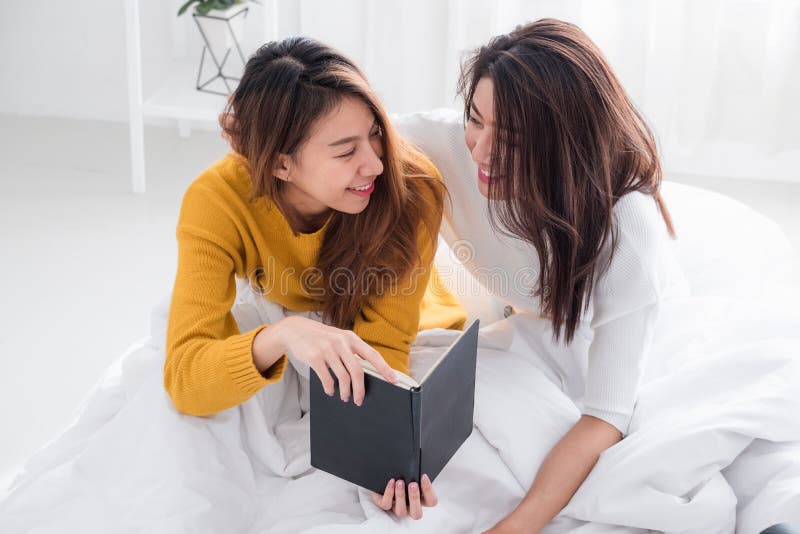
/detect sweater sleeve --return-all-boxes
[164,180,287,416]
[581,221,662,436]
[581,303,659,436]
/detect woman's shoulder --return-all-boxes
[595,189,687,307]
[187,152,255,202]
[393,108,463,140]
[393,109,470,182]
[177,152,267,240]
[393,109,481,214]
[612,190,673,248]
[402,143,442,180]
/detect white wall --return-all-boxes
[2,0,799,182]
[1,2,128,121]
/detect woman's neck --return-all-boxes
[276,186,331,234]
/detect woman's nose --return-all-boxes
[471,131,492,168]
[361,143,384,176]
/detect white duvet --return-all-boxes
[2,183,799,534]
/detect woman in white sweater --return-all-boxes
[397,18,689,533]
[219,18,690,528]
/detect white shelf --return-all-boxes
[125,0,278,193]
[142,59,228,122]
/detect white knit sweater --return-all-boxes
[396,109,689,435]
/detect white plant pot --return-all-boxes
[195,4,247,59]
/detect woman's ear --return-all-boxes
[272,154,292,182]
[218,110,242,154]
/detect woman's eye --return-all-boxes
[337,148,356,159]
[369,126,382,138]
[467,113,482,126]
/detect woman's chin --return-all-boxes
[336,199,371,215]
[477,179,490,198]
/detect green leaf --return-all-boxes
[178,0,246,17]
[176,0,198,16]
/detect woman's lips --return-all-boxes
[346,180,376,196]
[478,168,494,184]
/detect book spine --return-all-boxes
[409,388,422,483]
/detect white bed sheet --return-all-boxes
[1,182,799,534]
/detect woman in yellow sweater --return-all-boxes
[165,37,464,519]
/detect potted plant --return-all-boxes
[177,0,246,16]
[177,0,249,61]
[178,0,253,94]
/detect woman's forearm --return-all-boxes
[508,415,623,533]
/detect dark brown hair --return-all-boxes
[222,37,442,329]
[459,18,675,343]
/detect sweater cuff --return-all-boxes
[581,406,631,437]
[223,325,288,396]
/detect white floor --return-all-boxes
[1,114,799,490]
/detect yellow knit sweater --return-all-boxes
[165,152,466,416]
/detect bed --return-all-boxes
[1,111,799,534]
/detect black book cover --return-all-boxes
[309,320,479,494]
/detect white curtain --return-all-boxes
[242,0,800,183]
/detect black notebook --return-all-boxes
[309,319,480,495]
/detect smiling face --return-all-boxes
[464,76,499,199]
[273,96,384,223]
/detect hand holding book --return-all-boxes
[310,320,480,520]
[370,474,439,520]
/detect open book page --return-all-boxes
[358,360,420,389]
[358,338,456,390]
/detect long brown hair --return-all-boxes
[459,18,675,343]
[222,37,442,329]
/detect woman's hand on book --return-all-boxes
[258,316,398,405]
[370,474,438,520]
